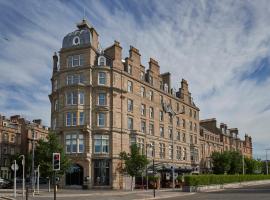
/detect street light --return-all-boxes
[265,149,270,175]
[31,128,36,195]
[149,143,156,198]
[37,165,40,194]
[19,155,25,198]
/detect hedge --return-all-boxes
[184,175,270,186]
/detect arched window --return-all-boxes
[98,56,106,66]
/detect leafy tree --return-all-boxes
[228,151,242,174]
[119,144,149,190]
[245,158,262,174]
[211,151,231,174]
[34,132,70,180]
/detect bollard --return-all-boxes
[26,187,29,200]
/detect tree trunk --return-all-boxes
[131,176,134,191]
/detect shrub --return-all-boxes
[184,175,270,186]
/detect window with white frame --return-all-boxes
[140,86,145,97]
[54,99,58,111]
[127,81,133,93]
[98,56,106,66]
[149,107,154,119]
[66,91,78,105]
[160,126,164,138]
[98,72,106,85]
[149,90,153,101]
[127,99,133,112]
[65,133,84,153]
[94,135,109,153]
[66,74,84,85]
[67,54,84,67]
[98,93,106,105]
[149,75,153,85]
[127,65,132,74]
[159,143,165,158]
[183,147,187,160]
[148,141,155,157]
[159,111,164,121]
[79,92,84,105]
[140,72,144,81]
[66,112,77,126]
[138,138,144,154]
[127,117,133,130]
[141,104,146,116]
[176,146,181,160]
[190,134,193,144]
[79,112,84,125]
[52,118,56,130]
[141,120,146,133]
[149,123,154,135]
[169,145,173,159]
[164,83,168,92]
[97,113,105,127]
[53,79,58,92]
[182,119,186,128]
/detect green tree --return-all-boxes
[119,144,149,190]
[211,151,231,174]
[245,158,262,174]
[34,132,70,180]
[228,151,242,174]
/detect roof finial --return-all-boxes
[83,7,86,20]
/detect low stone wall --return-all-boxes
[182,179,270,192]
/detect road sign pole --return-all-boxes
[14,160,16,198]
[54,171,56,200]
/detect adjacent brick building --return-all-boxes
[49,19,200,189]
[199,118,253,172]
[0,114,49,179]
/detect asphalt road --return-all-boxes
[164,183,270,200]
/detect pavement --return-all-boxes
[0,188,194,200]
[1,182,270,200]
[165,183,270,200]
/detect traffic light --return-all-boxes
[53,153,60,171]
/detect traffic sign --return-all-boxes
[11,163,19,171]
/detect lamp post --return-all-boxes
[265,149,270,175]
[150,143,156,198]
[146,144,149,190]
[242,153,245,175]
[19,155,25,198]
[37,165,40,194]
[31,129,36,195]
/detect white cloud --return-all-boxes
[0,0,270,158]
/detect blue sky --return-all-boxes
[0,0,270,159]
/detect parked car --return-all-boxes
[0,178,13,189]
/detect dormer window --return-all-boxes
[72,36,80,46]
[98,56,106,66]
[164,83,168,93]
[127,65,132,74]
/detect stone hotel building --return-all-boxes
[49,19,200,189]
[199,118,253,173]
